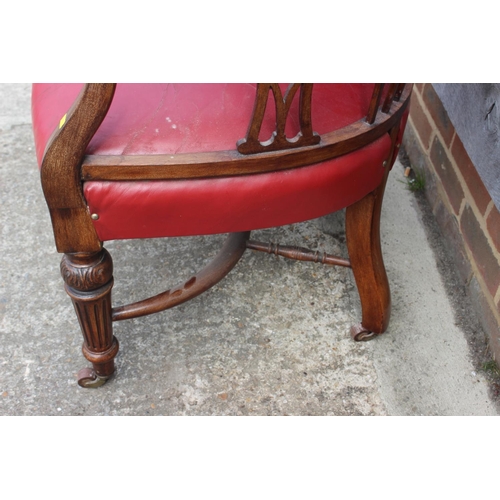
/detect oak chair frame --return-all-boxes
[39,83,412,387]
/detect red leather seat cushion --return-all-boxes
[84,140,389,240]
[32,84,392,240]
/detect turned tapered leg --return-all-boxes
[60,249,119,387]
[345,172,391,341]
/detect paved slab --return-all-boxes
[0,83,497,415]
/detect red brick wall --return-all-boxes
[403,83,500,360]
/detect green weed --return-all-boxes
[481,360,500,378]
[405,167,426,192]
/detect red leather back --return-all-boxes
[32,83,376,165]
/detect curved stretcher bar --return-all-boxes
[111,231,250,321]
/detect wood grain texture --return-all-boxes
[394,84,405,101]
[61,250,118,382]
[236,84,320,154]
[382,83,398,113]
[344,123,402,339]
[346,170,391,338]
[366,84,385,124]
[41,84,116,253]
[246,240,351,267]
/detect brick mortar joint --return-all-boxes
[423,142,461,220]
[474,271,500,324]
[405,119,456,219]
[409,87,434,151]
[463,202,500,268]
[458,198,466,219]
[406,92,500,336]
[485,200,495,219]
[482,201,500,262]
[458,201,500,299]
[406,115,437,164]
[415,91,494,215]
[404,126,500,306]
[446,177,500,269]
[413,99,500,264]
[458,234,500,322]
[411,99,471,218]
[447,134,494,221]
[495,287,500,306]
[412,89,451,154]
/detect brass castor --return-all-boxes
[77,367,111,388]
[350,323,380,342]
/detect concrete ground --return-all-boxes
[1,83,498,415]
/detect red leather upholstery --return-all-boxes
[32,83,394,240]
[84,138,389,239]
[32,84,380,163]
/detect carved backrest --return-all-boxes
[237,83,408,154]
[237,84,320,154]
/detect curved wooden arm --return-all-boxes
[40,84,116,253]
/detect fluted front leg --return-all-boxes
[61,249,118,387]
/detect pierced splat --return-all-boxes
[237,84,321,154]
[367,84,407,124]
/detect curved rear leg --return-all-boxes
[345,172,391,341]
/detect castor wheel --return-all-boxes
[350,323,380,342]
[77,367,111,388]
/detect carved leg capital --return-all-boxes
[61,249,113,292]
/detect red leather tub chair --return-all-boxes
[32,83,412,387]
